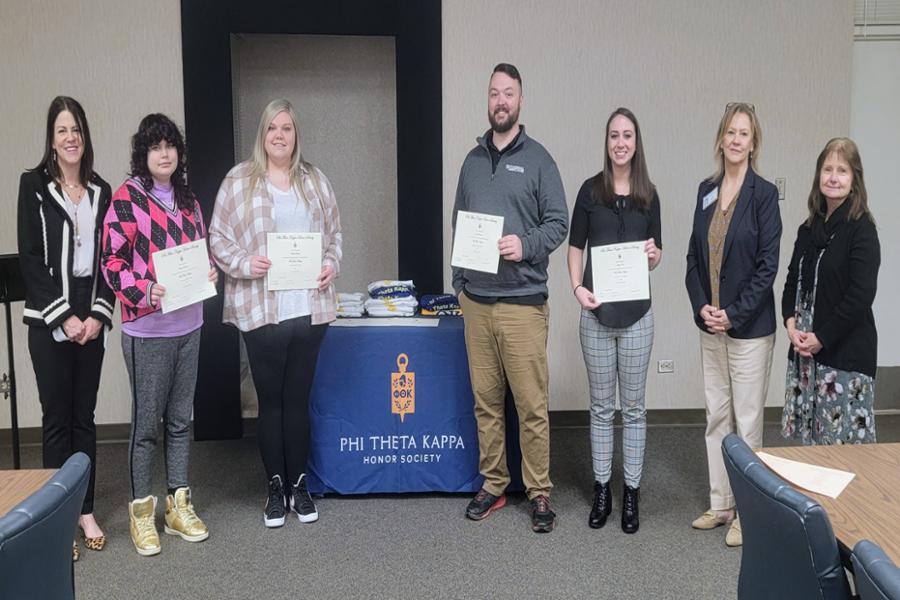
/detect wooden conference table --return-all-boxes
[759,443,900,565]
[0,469,54,517]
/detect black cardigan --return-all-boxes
[17,169,115,329]
[781,215,880,376]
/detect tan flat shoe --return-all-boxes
[691,509,734,530]
[725,517,743,547]
[72,541,80,562]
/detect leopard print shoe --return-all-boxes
[82,533,106,551]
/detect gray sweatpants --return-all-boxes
[122,329,200,499]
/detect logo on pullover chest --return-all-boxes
[505,164,525,174]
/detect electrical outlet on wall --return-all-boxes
[775,177,786,201]
[657,360,674,373]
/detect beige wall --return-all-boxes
[441,0,853,410]
[1,0,853,428]
[231,33,399,294]
[0,0,184,429]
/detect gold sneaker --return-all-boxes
[164,487,209,542]
[725,516,743,547]
[129,495,161,556]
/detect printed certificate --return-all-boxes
[590,241,649,303]
[451,211,504,274]
[151,239,216,314]
[267,232,322,291]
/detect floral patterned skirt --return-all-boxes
[781,310,876,445]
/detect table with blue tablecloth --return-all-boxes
[306,317,523,495]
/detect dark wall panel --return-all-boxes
[181,0,443,440]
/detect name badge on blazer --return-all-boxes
[702,187,718,210]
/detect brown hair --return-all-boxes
[591,107,655,210]
[492,63,522,89]
[806,137,874,226]
[34,96,95,186]
[710,102,761,182]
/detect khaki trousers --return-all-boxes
[459,293,552,499]
[699,331,775,510]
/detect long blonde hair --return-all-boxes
[248,98,323,204]
[710,102,761,182]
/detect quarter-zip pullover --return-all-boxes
[451,126,568,300]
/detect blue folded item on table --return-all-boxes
[420,293,460,312]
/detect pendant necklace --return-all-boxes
[72,200,82,247]
[61,177,85,247]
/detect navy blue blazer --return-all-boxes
[685,167,782,339]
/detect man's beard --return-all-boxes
[489,106,519,134]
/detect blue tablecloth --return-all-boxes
[307,317,485,494]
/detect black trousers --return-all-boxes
[242,315,327,485]
[27,278,104,515]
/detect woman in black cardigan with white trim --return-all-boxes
[16,96,115,560]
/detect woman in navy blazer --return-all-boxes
[685,103,781,548]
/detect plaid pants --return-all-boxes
[579,309,654,488]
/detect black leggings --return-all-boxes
[27,277,104,514]
[241,316,327,485]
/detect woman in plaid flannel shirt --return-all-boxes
[209,99,342,528]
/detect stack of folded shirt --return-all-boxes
[336,292,366,317]
[365,280,418,317]
[419,293,462,316]
[368,279,417,299]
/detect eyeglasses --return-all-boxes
[726,102,756,113]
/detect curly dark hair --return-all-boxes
[129,113,195,213]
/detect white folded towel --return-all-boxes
[337,292,366,303]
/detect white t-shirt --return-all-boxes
[270,181,312,321]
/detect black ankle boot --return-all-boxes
[622,484,640,534]
[588,481,612,529]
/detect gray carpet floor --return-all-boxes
[4,416,899,600]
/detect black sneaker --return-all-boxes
[588,481,611,529]
[290,474,319,523]
[621,485,640,534]
[264,475,286,528]
[465,489,507,521]
[531,495,555,533]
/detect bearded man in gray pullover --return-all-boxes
[452,63,568,533]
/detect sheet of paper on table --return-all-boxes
[756,451,855,499]
[330,318,441,328]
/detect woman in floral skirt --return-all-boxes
[782,137,880,445]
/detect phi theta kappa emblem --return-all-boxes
[391,353,415,422]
